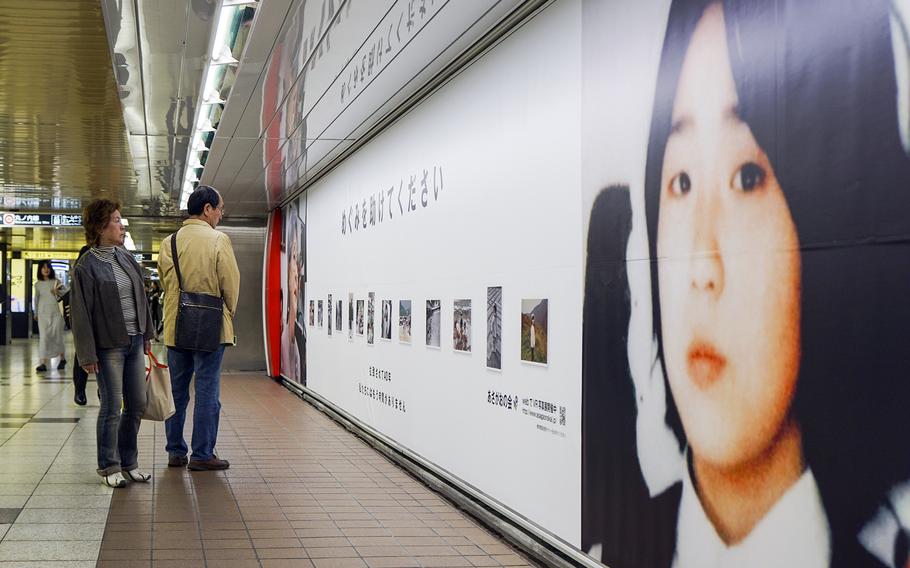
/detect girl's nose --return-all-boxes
[689,194,724,295]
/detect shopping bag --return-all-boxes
[143,351,175,421]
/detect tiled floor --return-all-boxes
[0,337,536,568]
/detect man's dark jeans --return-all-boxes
[165,346,226,461]
[96,334,147,476]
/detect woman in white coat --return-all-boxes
[34,260,66,372]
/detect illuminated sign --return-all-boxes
[22,251,80,260]
[0,212,82,227]
[51,214,82,227]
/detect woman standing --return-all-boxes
[71,199,155,488]
[34,260,66,372]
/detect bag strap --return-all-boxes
[170,231,184,292]
[146,351,167,373]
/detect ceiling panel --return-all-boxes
[0,0,138,213]
[211,137,259,195]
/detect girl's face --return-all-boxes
[40,264,50,277]
[656,3,802,470]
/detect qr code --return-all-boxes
[559,406,566,426]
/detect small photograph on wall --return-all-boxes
[486,286,502,370]
[426,300,441,348]
[381,300,392,340]
[327,294,333,335]
[453,299,472,353]
[367,292,375,344]
[348,293,354,340]
[336,300,343,332]
[318,300,324,328]
[399,300,412,343]
[521,299,547,365]
[356,300,364,336]
[309,300,315,327]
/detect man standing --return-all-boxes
[158,186,240,471]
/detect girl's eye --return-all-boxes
[670,172,691,196]
[732,162,765,192]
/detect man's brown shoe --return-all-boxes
[187,456,230,471]
[168,455,189,467]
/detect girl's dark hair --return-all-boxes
[36,260,55,281]
[582,186,679,566]
[82,199,121,247]
[638,0,910,565]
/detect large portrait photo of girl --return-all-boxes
[581,1,910,567]
[281,200,307,385]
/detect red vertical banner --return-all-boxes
[263,208,283,377]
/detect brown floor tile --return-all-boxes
[300,536,351,548]
[260,560,316,568]
[365,557,421,568]
[311,558,368,568]
[202,561,261,568]
[478,544,512,556]
[151,560,206,568]
[417,557,473,568]
[453,545,486,556]
[152,548,206,560]
[254,537,304,548]
[347,536,399,547]
[305,546,361,559]
[489,555,526,566]
[201,529,249,540]
[404,546,460,557]
[257,547,312,559]
[357,545,410,557]
[249,528,299,538]
[203,538,254,550]
[247,520,295,530]
[99,547,153,560]
[466,557,500,568]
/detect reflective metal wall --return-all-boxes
[218,222,266,371]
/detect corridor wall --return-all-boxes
[270,0,910,566]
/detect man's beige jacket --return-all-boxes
[158,219,240,347]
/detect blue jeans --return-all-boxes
[96,335,147,476]
[165,346,225,461]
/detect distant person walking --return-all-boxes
[158,186,239,471]
[148,281,163,337]
[71,245,90,405]
[33,260,66,372]
[71,200,155,488]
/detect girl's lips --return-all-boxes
[687,341,727,388]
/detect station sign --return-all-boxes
[22,251,80,260]
[0,212,82,227]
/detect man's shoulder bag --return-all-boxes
[171,231,223,352]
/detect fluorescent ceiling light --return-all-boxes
[189,154,204,170]
[192,132,209,153]
[179,0,257,211]
[211,6,240,65]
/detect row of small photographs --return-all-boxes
[307,288,548,367]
